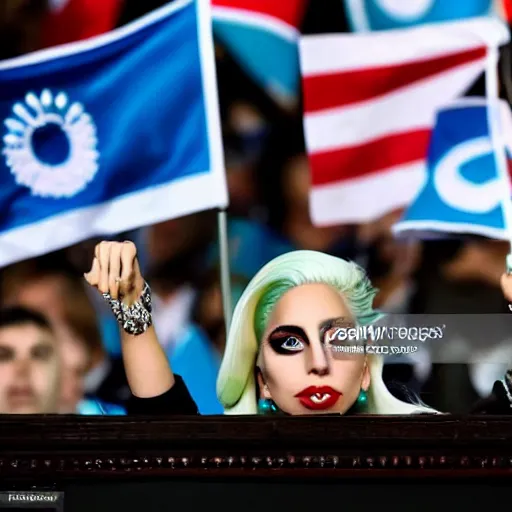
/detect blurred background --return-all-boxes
[0,0,511,416]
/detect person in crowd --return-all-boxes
[0,306,60,414]
[408,239,512,412]
[442,240,512,400]
[0,257,126,414]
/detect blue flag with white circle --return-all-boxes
[393,98,512,240]
[344,0,493,31]
[0,0,227,267]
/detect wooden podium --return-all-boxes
[0,415,511,511]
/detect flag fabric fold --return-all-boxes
[0,0,227,267]
[299,17,509,225]
[212,0,308,107]
[392,98,512,240]
[343,0,493,32]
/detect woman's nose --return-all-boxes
[307,339,329,376]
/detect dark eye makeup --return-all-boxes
[267,325,308,355]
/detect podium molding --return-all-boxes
[1,415,511,482]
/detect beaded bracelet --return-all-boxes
[103,281,152,336]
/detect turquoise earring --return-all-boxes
[258,398,279,415]
[356,389,368,410]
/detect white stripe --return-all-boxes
[392,219,508,240]
[212,6,298,42]
[0,0,194,70]
[304,60,485,152]
[0,172,228,267]
[299,16,509,76]
[197,0,228,209]
[310,162,426,225]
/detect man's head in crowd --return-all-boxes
[0,254,105,413]
[0,306,60,414]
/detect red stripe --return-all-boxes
[42,0,122,48]
[504,0,512,21]
[507,157,512,178]
[212,0,307,28]
[303,46,486,114]
[310,130,431,186]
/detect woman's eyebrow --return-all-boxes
[267,325,309,341]
[319,317,355,332]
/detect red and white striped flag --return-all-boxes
[300,17,509,225]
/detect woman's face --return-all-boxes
[258,283,370,415]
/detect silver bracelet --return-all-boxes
[103,281,152,336]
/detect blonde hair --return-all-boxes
[217,250,437,415]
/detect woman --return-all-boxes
[84,241,512,415]
[216,248,433,415]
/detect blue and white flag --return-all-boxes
[393,98,512,240]
[0,0,227,267]
[344,0,493,32]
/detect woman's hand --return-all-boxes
[84,241,144,304]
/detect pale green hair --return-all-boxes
[216,250,436,415]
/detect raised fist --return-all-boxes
[84,241,144,305]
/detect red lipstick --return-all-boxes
[294,386,342,410]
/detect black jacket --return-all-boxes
[127,373,512,416]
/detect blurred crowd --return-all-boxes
[0,0,511,416]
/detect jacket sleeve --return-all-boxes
[126,375,199,415]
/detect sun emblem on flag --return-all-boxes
[2,89,99,198]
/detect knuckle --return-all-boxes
[110,242,122,255]
[98,241,111,254]
[123,241,137,255]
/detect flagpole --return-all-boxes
[487,47,512,270]
[217,209,232,333]
[501,43,512,274]
[501,43,512,106]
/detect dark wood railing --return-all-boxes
[0,414,512,482]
